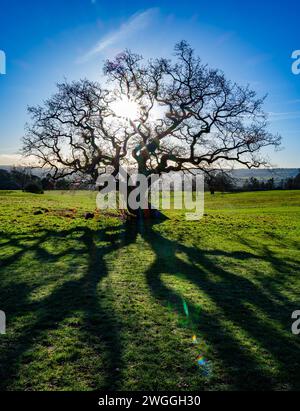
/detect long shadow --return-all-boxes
[0,222,138,390]
[1,217,299,390]
[135,220,300,390]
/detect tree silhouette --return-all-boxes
[23,42,281,210]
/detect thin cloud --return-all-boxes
[78,8,158,63]
[246,53,272,66]
[268,111,300,121]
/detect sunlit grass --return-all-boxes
[0,190,299,390]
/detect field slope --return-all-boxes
[0,190,299,390]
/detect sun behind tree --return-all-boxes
[23,41,281,216]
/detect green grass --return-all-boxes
[0,189,299,391]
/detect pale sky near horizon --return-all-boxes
[0,0,300,167]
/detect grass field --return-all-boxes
[0,189,299,391]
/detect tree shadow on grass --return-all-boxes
[0,222,137,390]
[0,217,299,390]
[131,219,300,390]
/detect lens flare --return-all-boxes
[196,354,206,366]
[182,299,189,317]
[181,300,213,377]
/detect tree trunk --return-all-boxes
[125,170,161,220]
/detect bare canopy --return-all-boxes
[23,41,281,181]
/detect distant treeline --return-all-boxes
[1,167,300,193]
[241,173,300,191]
[0,168,76,193]
[204,170,300,193]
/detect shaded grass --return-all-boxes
[0,190,299,390]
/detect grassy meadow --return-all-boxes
[0,189,299,390]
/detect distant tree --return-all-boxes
[293,170,300,189]
[249,177,261,191]
[0,169,20,190]
[24,181,44,194]
[10,167,31,190]
[41,173,55,190]
[55,178,71,190]
[265,177,275,190]
[205,171,235,194]
[285,170,300,190]
[23,42,281,216]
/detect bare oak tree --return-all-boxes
[23,41,281,189]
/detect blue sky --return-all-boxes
[0,0,299,167]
